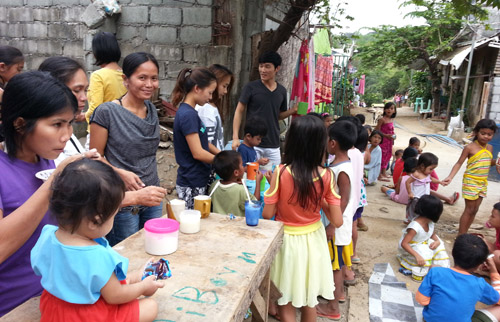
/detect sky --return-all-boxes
[330,0,427,34]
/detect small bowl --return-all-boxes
[35,169,56,182]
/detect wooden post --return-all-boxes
[445,68,455,131]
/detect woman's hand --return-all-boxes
[117,168,145,191]
[133,186,167,207]
[52,149,101,177]
[75,112,86,123]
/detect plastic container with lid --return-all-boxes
[144,218,179,255]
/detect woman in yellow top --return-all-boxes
[85,32,127,149]
[443,119,498,235]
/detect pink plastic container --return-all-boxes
[144,218,179,255]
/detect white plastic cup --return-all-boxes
[170,199,186,220]
[179,210,201,234]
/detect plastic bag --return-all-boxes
[447,115,464,137]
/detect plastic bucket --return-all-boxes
[411,266,428,282]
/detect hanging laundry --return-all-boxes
[314,55,333,105]
[291,39,310,105]
[307,38,315,112]
[313,28,331,55]
[358,74,366,95]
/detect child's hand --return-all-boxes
[325,224,335,241]
[429,240,440,250]
[486,254,498,274]
[442,177,452,185]
[408,193,415,199]
[141,275,164,297]
[264,171,272,183]
[256,170,263,183]
[258,158,269,165]
[415,254,426,266]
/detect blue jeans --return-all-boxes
[106,204,162,246]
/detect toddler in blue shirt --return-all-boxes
[31,159,164,322]
[237,116,269,167]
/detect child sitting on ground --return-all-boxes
[481,203,500,273]
[409,137,423,154]
[317,120,358,320]
[31,159,164,322]
[381,157,417,205]
[416,234,500,322]
[210,150,262,217]
[390,149,403,175]
[393,147,418,185]
[397,195,450,275]
[406,152,446,223]
[364,130,383,185]
[237,117,269,167]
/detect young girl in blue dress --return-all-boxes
[31,159,164,322]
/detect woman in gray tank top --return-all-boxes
[90,52,163,246]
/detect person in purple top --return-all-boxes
[0,71,100,316]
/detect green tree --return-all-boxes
[355,0,487,114]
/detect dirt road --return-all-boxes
[157,106,500,321]
[346,106,500,321]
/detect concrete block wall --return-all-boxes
[0,0,222,99]
[488,76,500,123]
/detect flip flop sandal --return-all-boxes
[379,207,389,213]
[317,312,341,320]
[449,192,459,205]
[344,277,357,286]
[338,296,346,303]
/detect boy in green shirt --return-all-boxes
[209,151,262,217]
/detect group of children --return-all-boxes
[376,117,500,322]
[3,35,500,321]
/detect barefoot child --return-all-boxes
[263,115,342,322]
[317,120,358,320]
[375,102,396,181]
[390,149,403,175]
[443,119,498,234]
[405,153,445,222]
[416,234,500,322]
[381,157,417,205]
[364,130,383,185]
[31,159,164,322]
[397,195,450,274]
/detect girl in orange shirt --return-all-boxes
[263,115,343,322]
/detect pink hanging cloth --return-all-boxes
[291,40,310,104]
[314,55,333,105]
[307,38,315,112]
[358,75,366,95]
